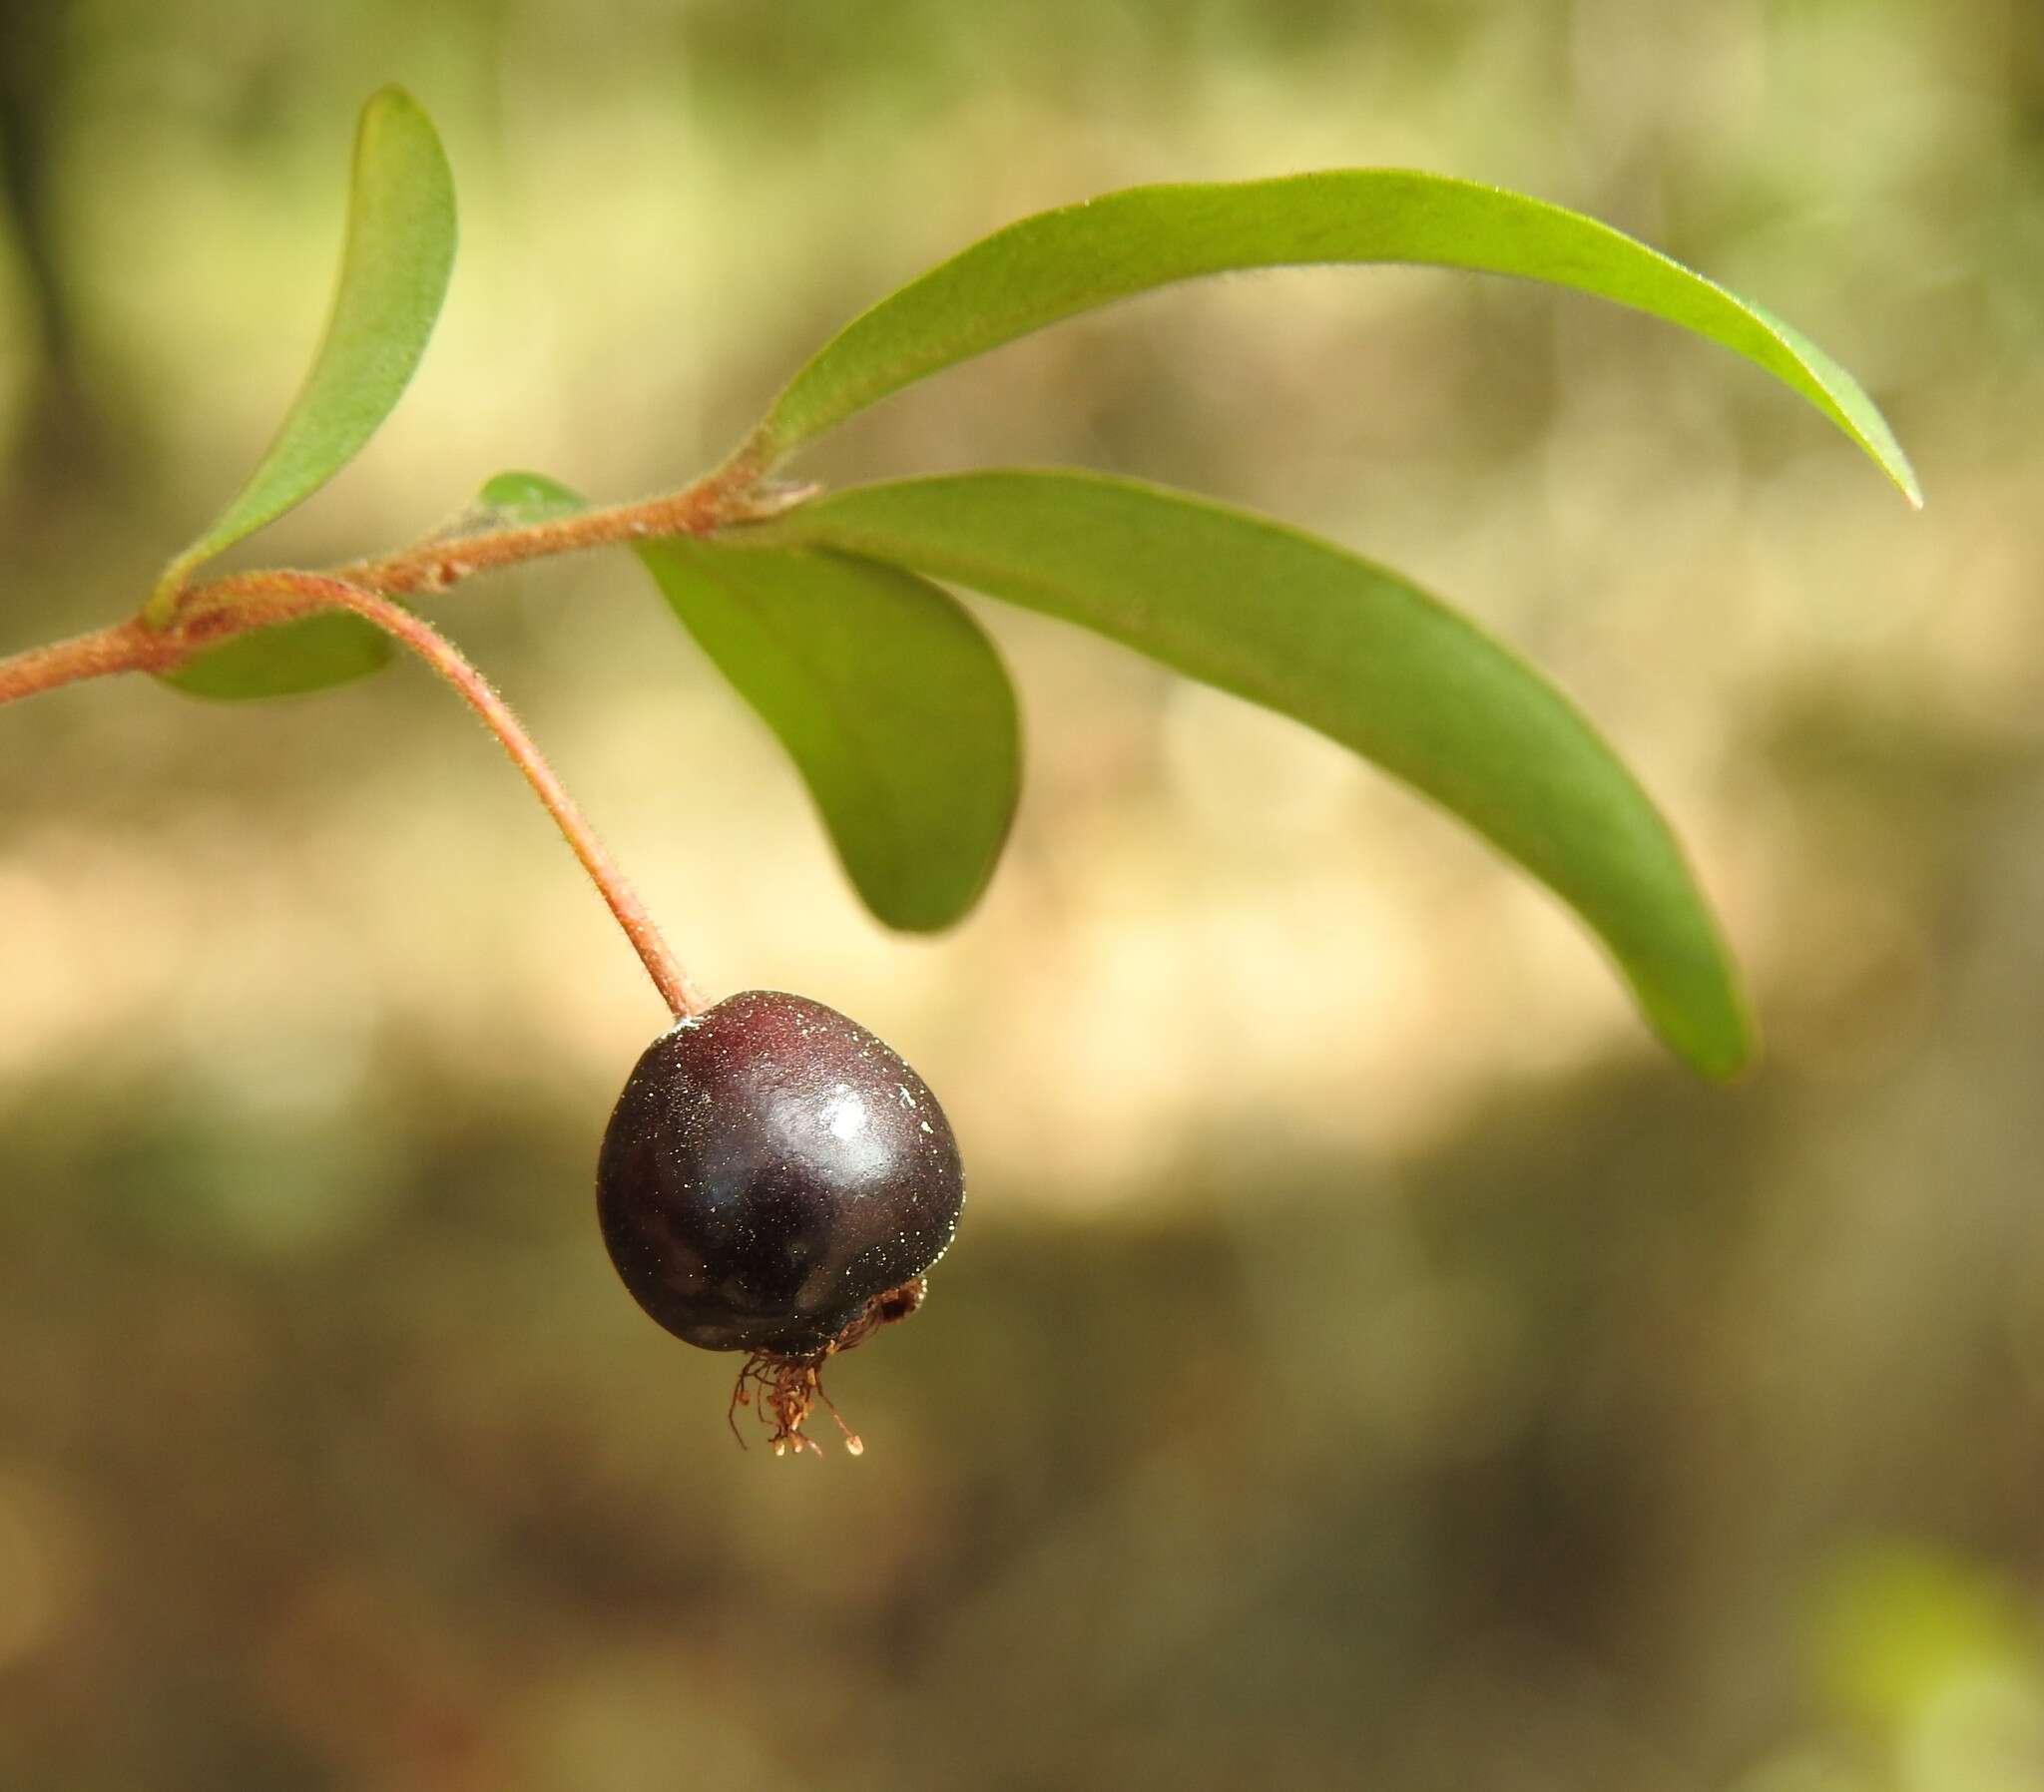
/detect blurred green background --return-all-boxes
[4,1,2044,1787]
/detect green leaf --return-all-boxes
[154,87,458,608]
[746,171,1917,504]
[476,469,587,527]
[740,470,1754,1077]
[160,613,394,700]
[480,472,1021,932]
[645,541,1022,930]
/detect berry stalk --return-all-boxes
[0,469,777,1016]
[274,572,708,1020]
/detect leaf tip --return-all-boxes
[478,469,586,522]
[851,863,999,937]
[359,83,430,128]
[1664,981,1759,1084]
[353,86,442,169]
[1695,1028,1761,1085]
[1876,439,1925,510]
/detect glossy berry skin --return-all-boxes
[596,990,965,1358]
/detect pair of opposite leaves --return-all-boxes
[156,88,1918,1082]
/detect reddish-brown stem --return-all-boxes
[331,467,788,599]
[0,617,185,705]
[4,460,796,711]
[0,458,785,1012]
[195,571,707,1020]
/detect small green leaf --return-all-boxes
[741,470,1753,1077]
[746,171,1916,504]
[161,613,394,700]
[481,472,1021,932]
[476,469,587,527]
[154,88,458,608]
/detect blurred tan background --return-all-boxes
[4,1,2044,1787]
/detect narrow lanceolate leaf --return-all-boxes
[479,472,1021,933]
[740,471,1754,1078]
[155,88,457,613]
[161,613,394,700]
[744,172,1917,504]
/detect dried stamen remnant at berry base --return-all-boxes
[728,1277,928,1457]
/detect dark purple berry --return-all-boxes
[596,990,965,1451]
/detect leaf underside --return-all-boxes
[738,469,1754,1078]
[480,472,1021,933]
[160,613,395,700]
[750,169,1917,506]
